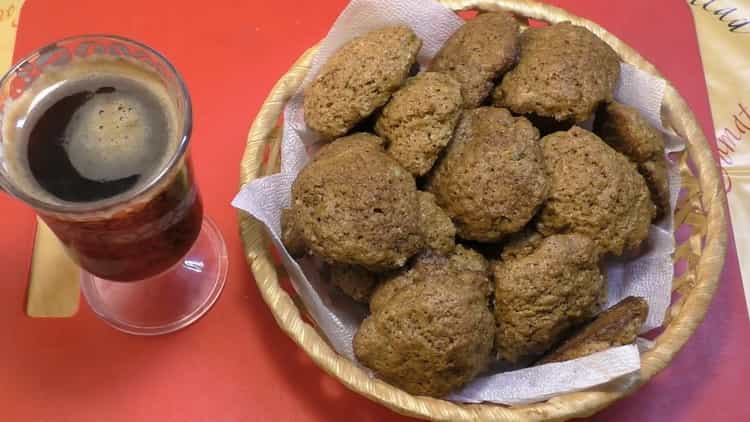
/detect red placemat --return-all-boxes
[0,1,746,421]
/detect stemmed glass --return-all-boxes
[0,35,227,335]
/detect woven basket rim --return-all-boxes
[238,1,728,420]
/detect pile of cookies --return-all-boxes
[282,12,666,397]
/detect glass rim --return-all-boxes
[0,34,192,215]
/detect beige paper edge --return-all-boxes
[688,0,750,318]
[0,0,21,71]
[27,218,80,317]
[0,0,82,317]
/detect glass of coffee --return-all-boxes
[0,35,227,335]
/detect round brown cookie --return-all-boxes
[375,72,463,176]
[493,234,607,364]
[595,101,670,220]
[417,191,456,255]
[291,134,423,270]
[428,107,548,242]
[493,22,620,123]
[280,207,305,258]
[499,227,545,261]
[431,12,520,108]
[538,127,654,256]
[312,132,385,161]
[639,157,670,220]
[594,101,664,162]
[355,247,494,397]
[370,245,489,313]
[304,26,422,139]
[537,296,649,365]
[329,264,379,304]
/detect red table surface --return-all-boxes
[0,1,747,421]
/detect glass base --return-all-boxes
[80,217,228,335]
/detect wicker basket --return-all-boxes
[238,1,728,420]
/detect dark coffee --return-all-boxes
[27,80,169,202]
[4,57,202,281]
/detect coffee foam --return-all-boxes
[1,55,181,208]
[64,78,168,182]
